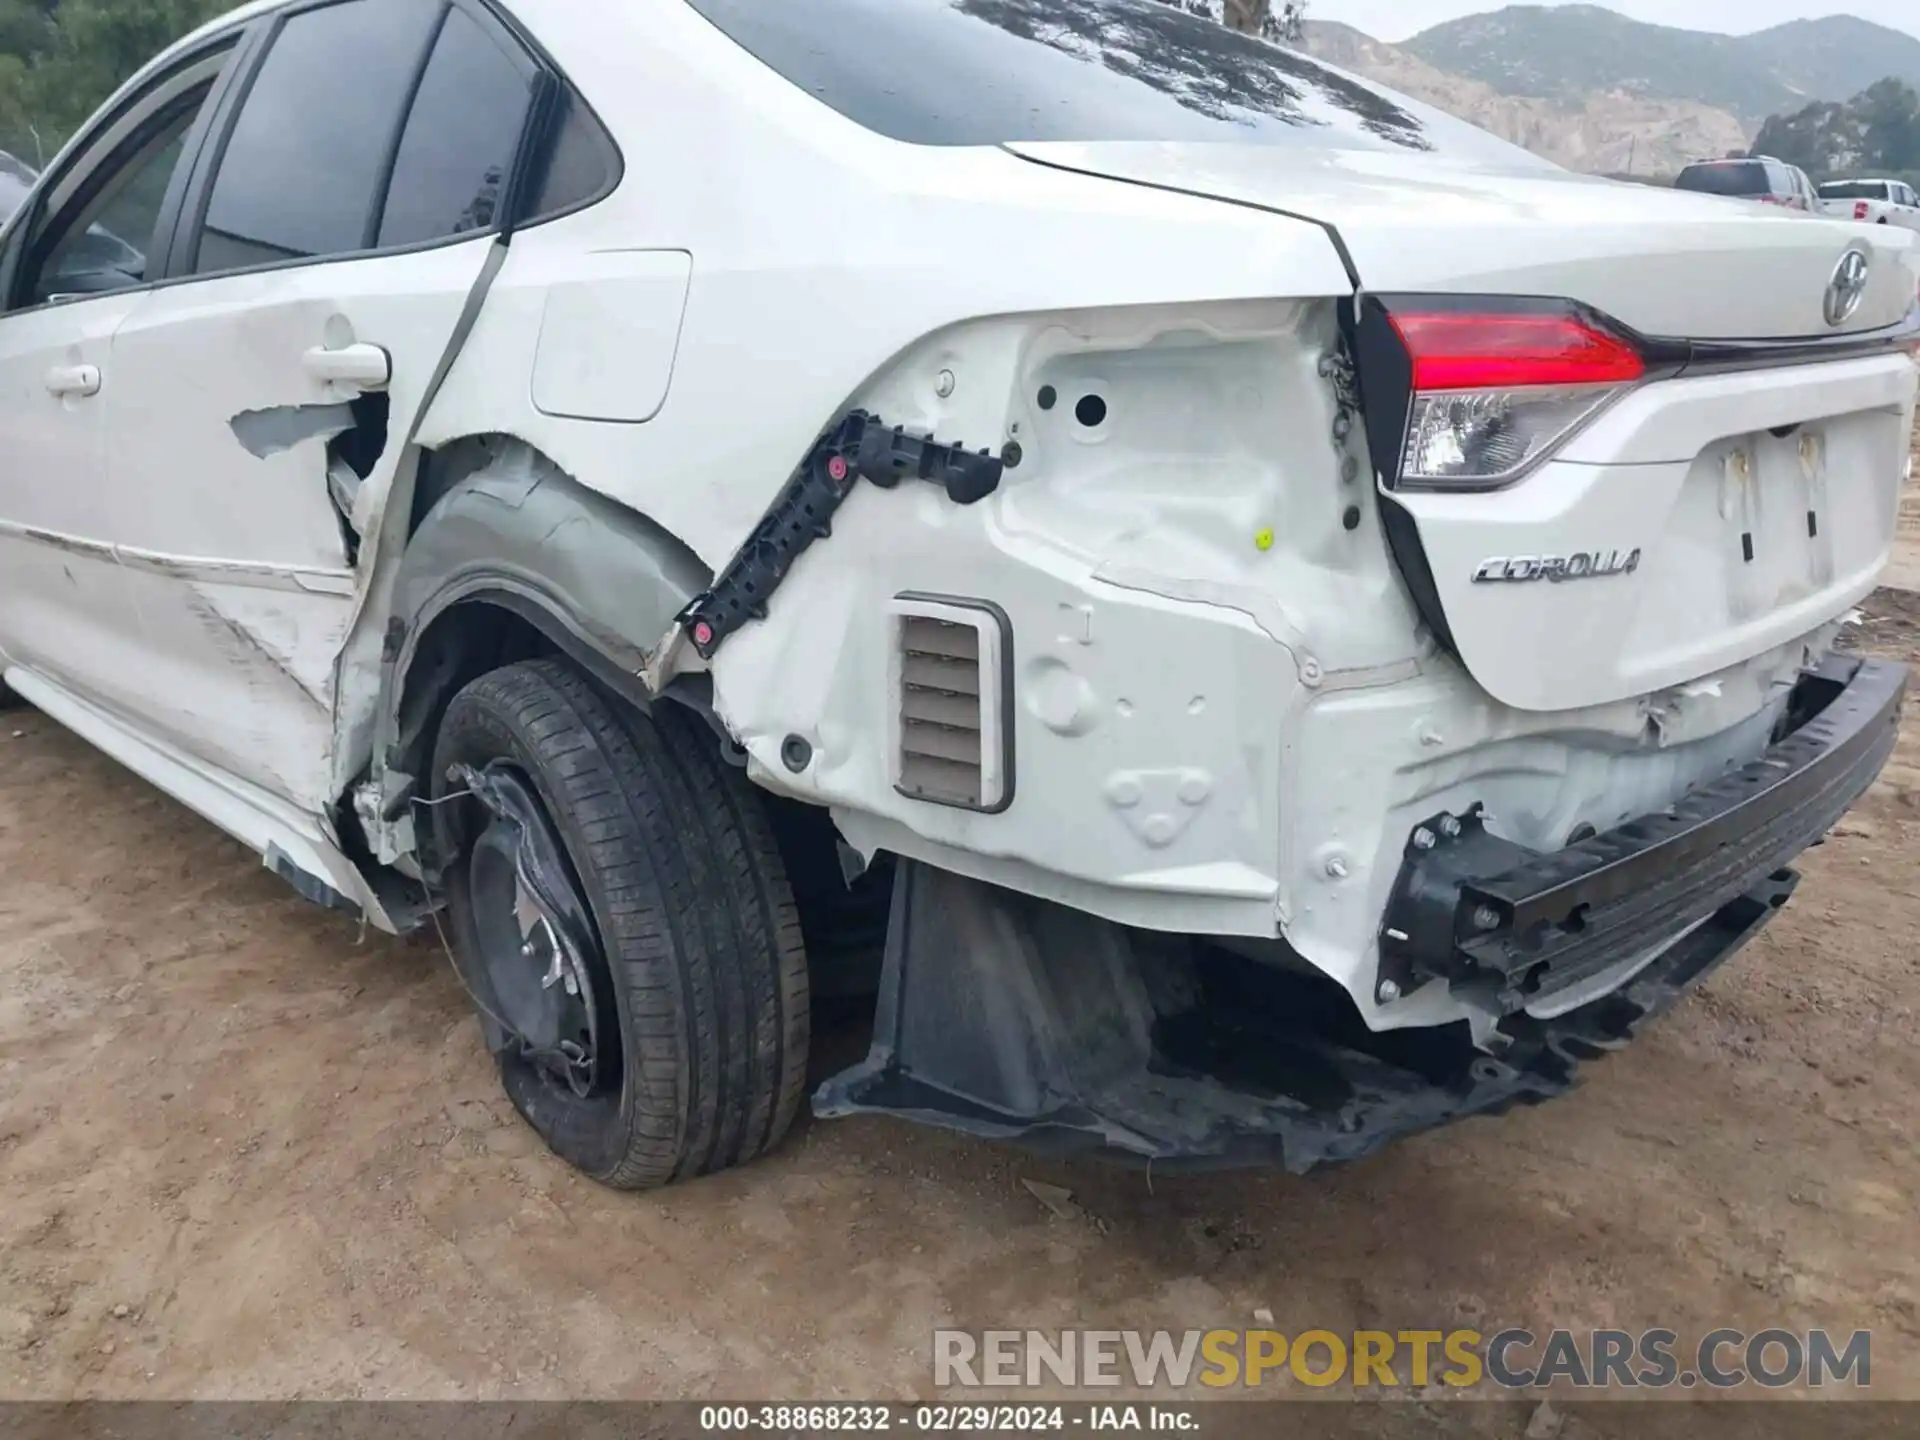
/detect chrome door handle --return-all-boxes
[45,363,101,398]
[302,342,391,392]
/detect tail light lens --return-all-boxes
[1380,305,1646,488]
[1857,201,1872,220]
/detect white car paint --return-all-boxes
[0,0,1913,1031]
[1404,353,1917,712]
[106,239,500,809]
[0,292,154,719]
[1014,141,1918,340]
[529,250,693,423]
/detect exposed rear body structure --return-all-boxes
[0,0,1914,1183]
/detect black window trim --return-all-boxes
[1,0,626,320]
[167,0,624,288]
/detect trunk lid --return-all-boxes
[1006,141,1919,339]
[1010,141,1920,713]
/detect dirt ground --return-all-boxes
[3,441,1920,1413]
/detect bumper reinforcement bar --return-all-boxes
[1377,652,1906,1014]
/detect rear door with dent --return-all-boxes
[103,0,544,809]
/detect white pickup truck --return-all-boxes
[1818,178,1920,231]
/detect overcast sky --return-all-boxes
[1319,1,1920,43]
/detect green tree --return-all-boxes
[1853,77,1920,171]
[1752,75,1920,180]
[0,0,225,164]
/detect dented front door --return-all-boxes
[103,238,497,808]
[0,293,147,715]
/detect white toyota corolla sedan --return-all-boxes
[1,0,1915,1188]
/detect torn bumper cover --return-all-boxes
[814,654,1905,1173]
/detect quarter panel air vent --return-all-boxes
[888,595,1013,813]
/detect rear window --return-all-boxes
[685,0,1533,159]
[1818,181,1891,201]
[1675,161,1770,197]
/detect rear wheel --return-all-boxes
[429,657,809,1188]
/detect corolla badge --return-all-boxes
[1472,550,1642,584]
[1824,248,1870,328]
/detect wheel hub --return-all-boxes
[453,762,610,1098]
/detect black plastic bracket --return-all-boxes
[681,410,1004,661]
[1375,805,1530,1004]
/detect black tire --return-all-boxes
[430,657,809,1188]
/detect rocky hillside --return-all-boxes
[1174,1,1908,181]
[1302,19,1748,176]
[1403,5,1920,126]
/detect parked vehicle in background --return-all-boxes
[0,147,146,281]
[1818,179,1920,232]
[0,0,1915,1192]
[0,151,37,225]
[1675,156,1819,211]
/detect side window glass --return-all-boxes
[28,87,209,306]
[529,88,619,221]
[192,0,441,275]
[375,6,533,249]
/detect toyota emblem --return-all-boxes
[1824,248,1871,328]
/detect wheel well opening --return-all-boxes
[407,432,517,538]
[387,596,892,1015]
[391,601,557,797]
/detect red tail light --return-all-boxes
[1388,311,1647,391]
[1856,201,1871,220]
[1361,301,1649,490]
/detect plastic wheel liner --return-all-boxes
[814,656,1905,1173]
